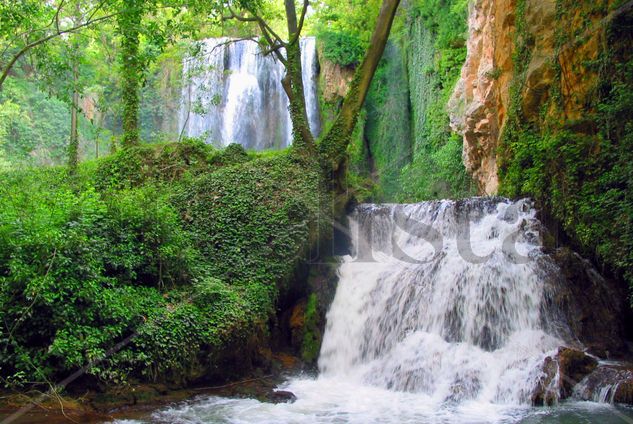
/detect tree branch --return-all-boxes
[289,0,309,45]
[0,13,116,90]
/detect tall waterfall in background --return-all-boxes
[179,37,320,150]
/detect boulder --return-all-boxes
[532,347,597,405]
[267,390,297,404]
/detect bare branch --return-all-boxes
[54,0,66,34]
[289,0,310,45]
[223,5,257,22]
[87,0,111,22]
[220,3,288,65]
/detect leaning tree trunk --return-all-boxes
[319,0,401,180]
[282,0,315,155]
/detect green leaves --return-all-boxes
[0,143,327,388]
[318,30,365,67]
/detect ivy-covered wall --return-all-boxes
[398,3,475,201]
[320,0,474,202]
[497,0,633,292]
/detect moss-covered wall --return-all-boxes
[326,0,475,202]
[497,0,633,293]
[398,6,475,201]
[351,42,412,200]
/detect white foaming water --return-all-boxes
[111,198,633,423]
[318,199,564,404]
[179,37,320,150]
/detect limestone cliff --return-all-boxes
[451,0,633,295]
[317,45,355,102]
[449,0,515,195]
[450,0,629,195]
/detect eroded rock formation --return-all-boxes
[449,0,516,195]
[450,0,617,195]
[317,46,355,102]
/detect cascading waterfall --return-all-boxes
[179,37,320,150]
[115,198,633,423]
[319,198,568,405]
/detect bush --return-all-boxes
[317,30,365,67]
[0,144,327,389]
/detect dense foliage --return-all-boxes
[314,0,381,67]
[0,141,327,388]
[397,0,473,201]
[498,0,633,292]
[330,0,474,201]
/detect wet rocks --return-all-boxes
[552,248,629,358]
[557,348,599,397]
[574,364,633,404]
[532,355,560,406]
[267,390,297,404]
[532,347,598,406]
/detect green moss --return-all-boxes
[300,293,320,364]
[397,1,475,201]
[363,42,412,201]
[498,0,633,293]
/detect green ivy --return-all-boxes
[0,142,329,389]
[498,0,633,294]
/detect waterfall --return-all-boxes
[111,198,633,423]
[319,198,569,404]
[179,37,320,150]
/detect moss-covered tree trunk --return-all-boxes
[319,0,401,179]
[68,67,79,173]
[118,0,144,147]
[68,5,82,174]
[282,0,315,155]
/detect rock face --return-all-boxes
[449,0,516,195]
[318,46,355,102]
[450,0,613,194]
[574,364,633,404]
[551,248,629,358]
[531,348,598,406]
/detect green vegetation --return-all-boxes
[325,0,473,201]
[314,0,382,67]
[0,141,328,388]
[317,30,366,67]
[397,0,473,201]
[353,42,412,200]
[498,0,633,292]
[0,0,402,395]
[300,293,320,363]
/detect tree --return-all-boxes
[0,1,115,91]
[115,0,213,147]
[319,0,400,177]
[224,0,401,175]
[117,0,145,147]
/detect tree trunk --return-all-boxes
[119,0,144,147]
[283,0,314,154]
[68,69,79,173]
[319,0,401,175]
[68,5,81,174]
